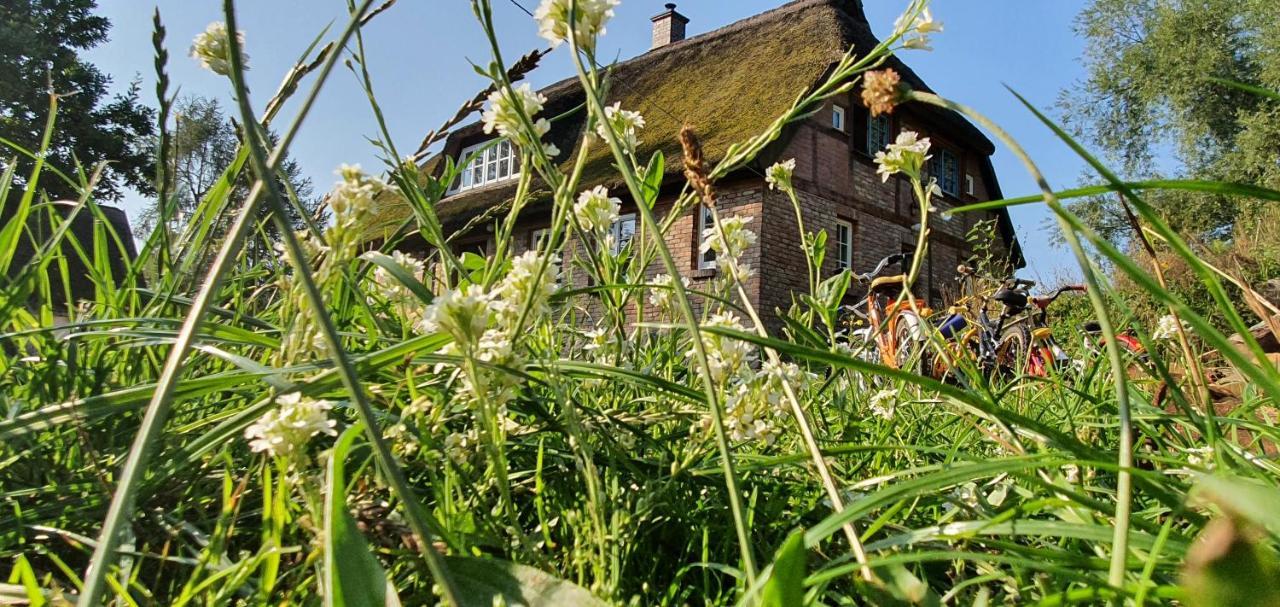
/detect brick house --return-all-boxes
[378,0,1023,326]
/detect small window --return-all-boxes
[530,227,550,251]
[965,174,976,196]
[831,105,846,131]
[610,213,637,255]
[698,206,717,270]
[834,219,854,271]
[867,114,891,153]
[529,228,562,285]
[926,149,961,197]
[450,139,520,193]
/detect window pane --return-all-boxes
[498,156,510,178]
[486,157,497,182]
[700,207,716,267]
[617,216,636,248]
[497,140,510,159]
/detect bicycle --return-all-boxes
[841,253,932,373]
[931,267,1085,378]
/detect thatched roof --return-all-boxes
[369,0,1011,250]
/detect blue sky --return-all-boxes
[87,0,1091,282]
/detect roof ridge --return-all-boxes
[535,0,852,97]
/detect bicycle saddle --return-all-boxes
[992,287,1027,311]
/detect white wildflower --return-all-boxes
[595,102,646,151]
[873,131,932,182]
[582,326,609,352]
[648,273,690,318]
[574,186,621,234]
[1153,314,1189,341]
[443,430,478,466]
[533,0,619,52]
[244,393,337,460]
[868,389,897,420]
[765,158,796,192]
[418,284,493,346]
[700,215,757,281]
[330,164,388,228]
[482,84,547,139]
[1185,446,1214,468]
[688,312,755,385]
[190,21,246,76]
[894,7,942,51]
[491,250,561,323]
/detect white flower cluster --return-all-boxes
[573,186,621,235]
[765,159,796,192]
[893,6,943,51]
[868,389,898,420]
[595,102,646,153]
[190,21,247,76]
[279,165,394,362]
[490,250,562,324]
[648,273,690,318]
[689,316,815,445]
[1152,314,1189,341]
[482,84,559,158]
[418,251,561,411]
[533,0,619,52]
[700,215,757,282]
[874,131,932,183]
[370,251,427,326]
[244,392,338,461]
[443,429,479,466]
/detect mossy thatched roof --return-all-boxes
[369,0,1006,245]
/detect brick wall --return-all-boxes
[448,99,1014,332]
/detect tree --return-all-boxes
[1059,0,1280,244]
[139,96,322,269]
[0,0,155,202]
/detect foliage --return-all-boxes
[0,0,155,203]
[137,95,322,272]
[1060,0,1280,244]
[0,1,1278,606]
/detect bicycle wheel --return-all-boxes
[996,324,1031,375]
[893,312,924,374]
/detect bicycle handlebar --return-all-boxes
[855,253,910,283]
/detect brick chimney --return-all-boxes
[650,3,688,49]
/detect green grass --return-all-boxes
[2,0,1279,605]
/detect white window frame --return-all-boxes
[831,105,846,131]
[530,227,550,250]
[964,174,976,196]
[450,139,519,193]
[834,219,854,271]
[609,213,637,255]
[529,228,562,286]
[867,114,891,153]
[697,205,717,270]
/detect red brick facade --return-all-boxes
[488,97,1012,330]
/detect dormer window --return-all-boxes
[452,139,519,193]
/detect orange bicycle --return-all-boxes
[843,253,932,372]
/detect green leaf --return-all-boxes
[362,251,434,304]
[443,556,606,607]
[761,529,807,607]
[1194,475,1280,533]
[323,424,400,607]
[641,151,664,207]
[1182,516,1280,607]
